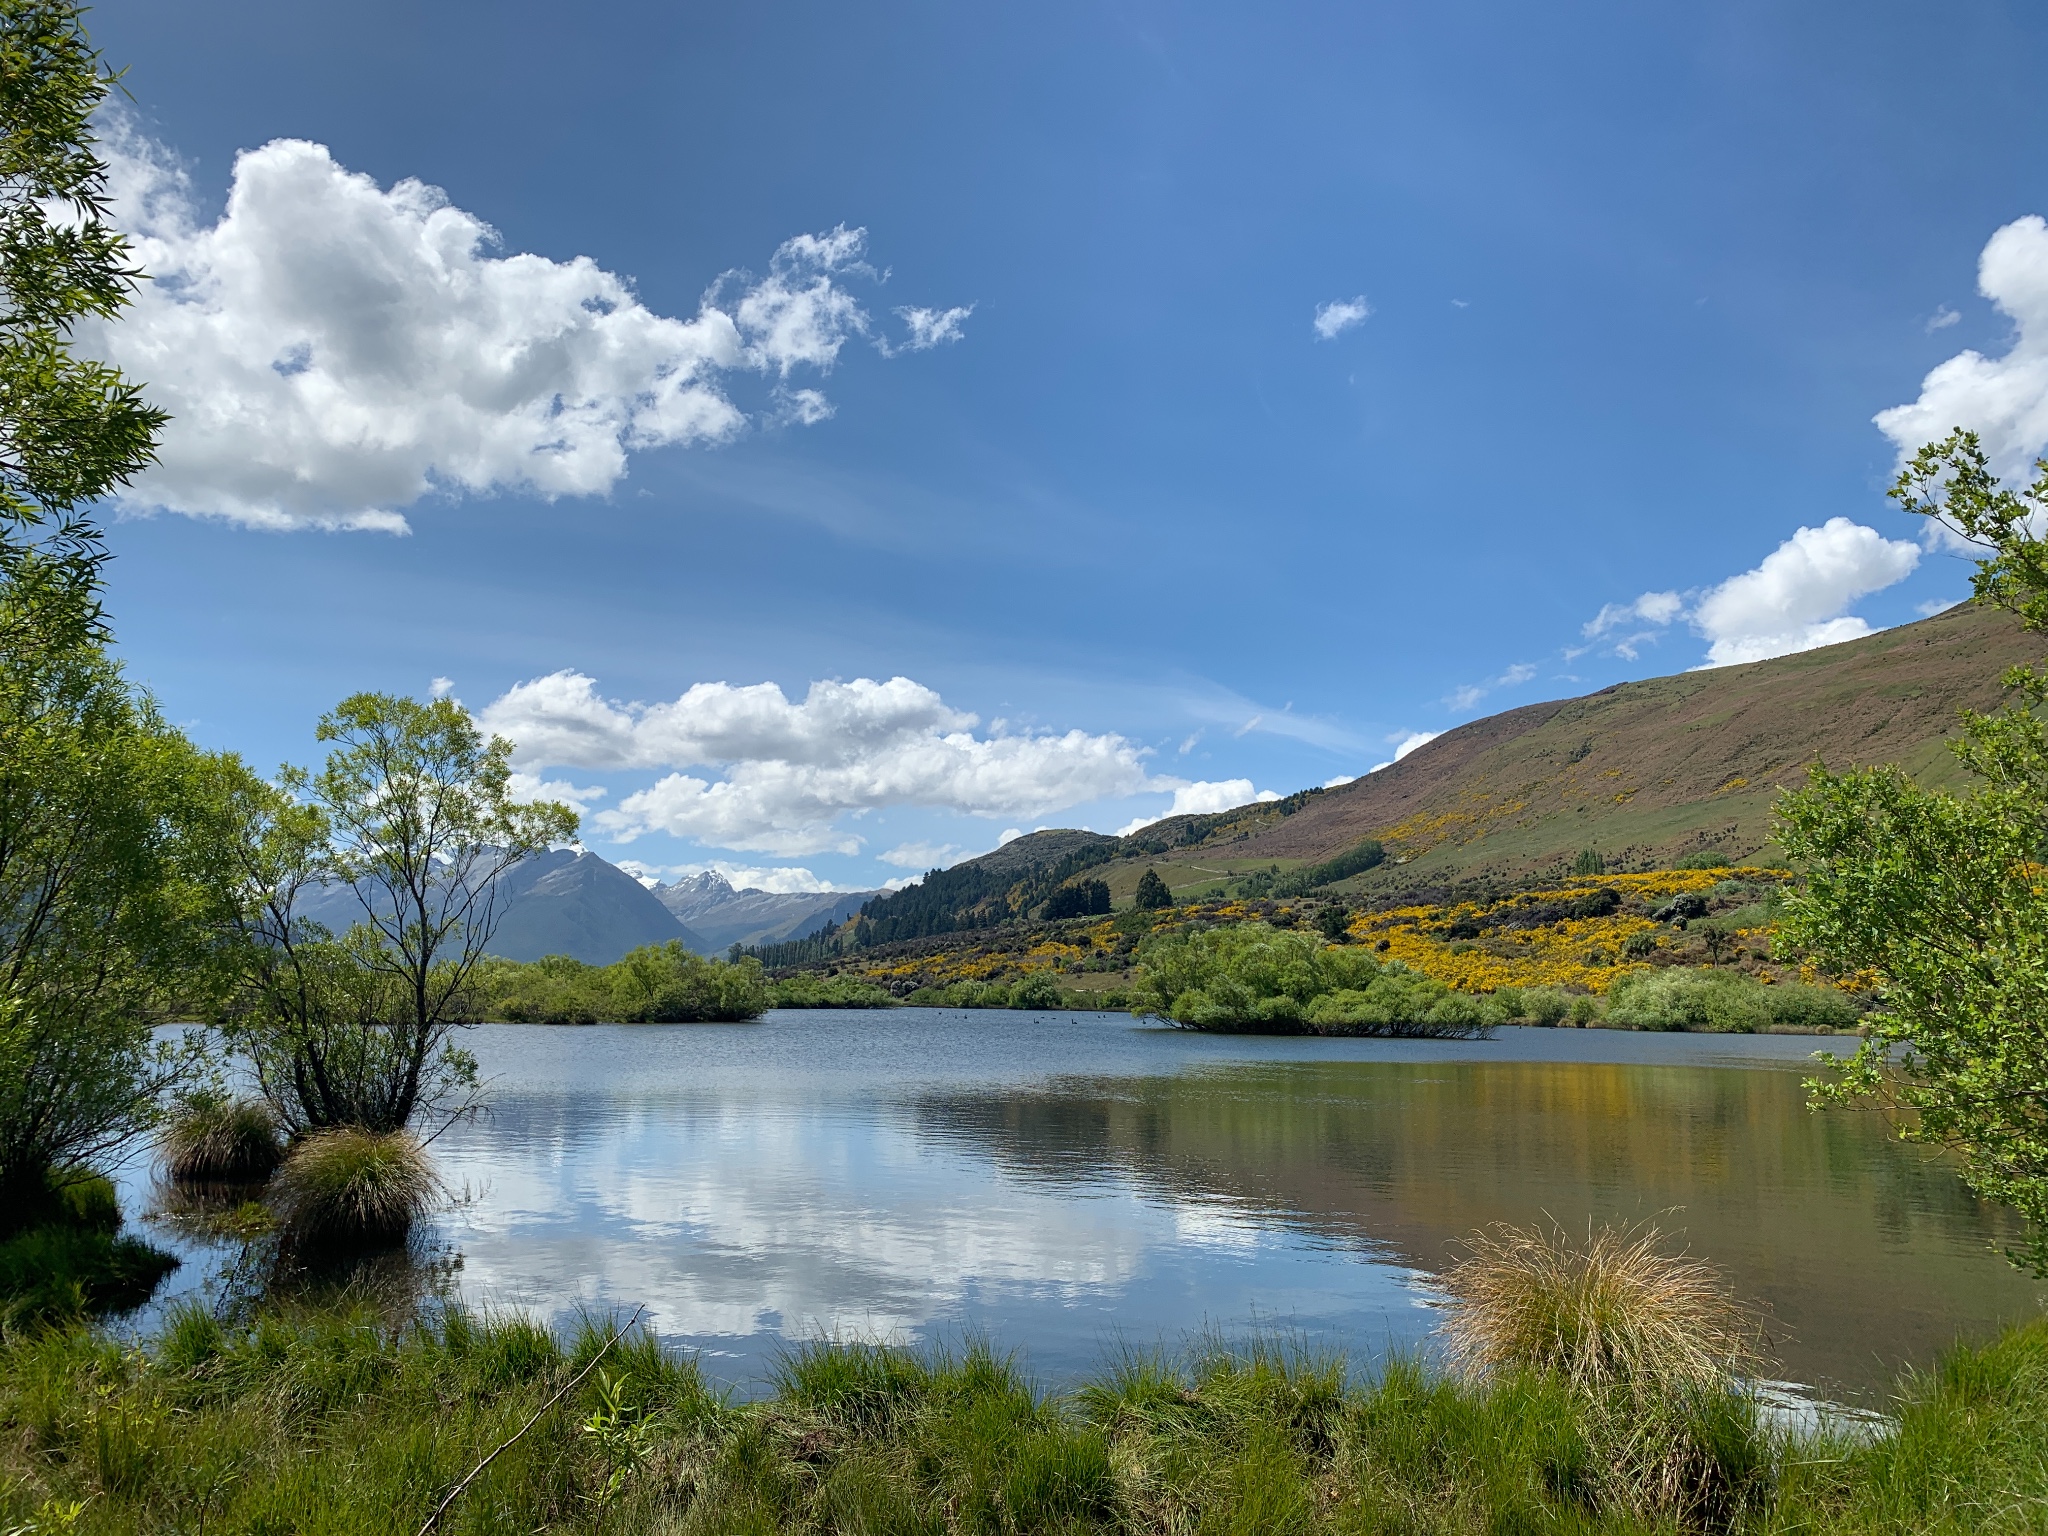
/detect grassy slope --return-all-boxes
[826,603,2040,940]
[1137,601,2044,893]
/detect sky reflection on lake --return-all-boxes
[129,1012,2045,1401]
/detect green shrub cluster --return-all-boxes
[1127,925,1854,1036]
[904,973,1065,1010]
[472,943,769,1024]
[767,974,896,1009]
[1132,923,1494,1035]
[1490,987,1601,1026]
[1,1301,2043,1534]
[1603,968,1859,1033]
[0,1171,175,1328]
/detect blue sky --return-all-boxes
[83,0,2048,891]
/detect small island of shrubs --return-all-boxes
[1119,920,1859,1036]
[472,943,899,1022]
[464,912,1865,1036]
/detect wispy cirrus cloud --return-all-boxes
[1444,662,1536,712]
[1312,295,1371,340]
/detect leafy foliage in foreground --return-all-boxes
[0,1302,2043,1534]
[0,0,167,592]
[0,520,246,1222]
[1779,428,2048,1272]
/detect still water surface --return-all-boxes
[135,1010,2044,1402]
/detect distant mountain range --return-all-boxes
[288,850,879,967]
[648,872,878,952]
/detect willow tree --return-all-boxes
[1778,429,2048,1271]
[226,695,577,1137]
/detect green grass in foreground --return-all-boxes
[0,1305,2044,1534]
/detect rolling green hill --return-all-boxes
[792,601,2042,952]
[1216,598,2043,889]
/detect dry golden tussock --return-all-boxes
[1438,1221,1760,1396]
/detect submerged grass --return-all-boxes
[0,1300,2044,1534]
[0,1173,176,1329]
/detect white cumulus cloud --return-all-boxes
[878,841,973,871]
[92,123,962,531]
[1313,295,1372,340]
[1692,518,1920,666]
[1114,779,1278,838]
[1876,215,2048,488]
[478,672,1162,857]
[1369,729,1441,773]
[1581,519,1921,669]
[506,771,607,816]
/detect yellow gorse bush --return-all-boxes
[807,867,1836,1000]
[1353,870,1785,995]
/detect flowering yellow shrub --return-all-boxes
[1350,869,1789,995]
[801,867,1801,1000]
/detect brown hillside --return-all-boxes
[1221,601,2042,880]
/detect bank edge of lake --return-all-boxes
[3,1297,2040,1534]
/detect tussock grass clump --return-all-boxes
[1440,1221,1760,1394]
[1440,1222,1771,1524]
[269,1128,438,1252]
[160,1093,283,1183]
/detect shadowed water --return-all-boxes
[130,1010,2043,1402]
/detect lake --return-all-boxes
[131,1010,2044,1405]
